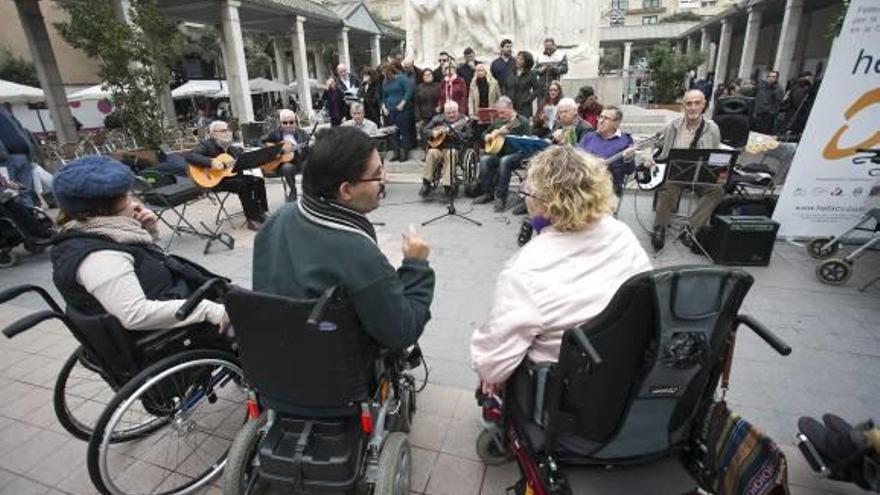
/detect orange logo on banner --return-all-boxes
[822,87,880,160]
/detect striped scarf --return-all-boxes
[297,193,376,244]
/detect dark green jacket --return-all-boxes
[482,115,531,156]
[253,203,435,350]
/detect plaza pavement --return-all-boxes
[0,178,877,495]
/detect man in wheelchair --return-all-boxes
[419,100,472,199]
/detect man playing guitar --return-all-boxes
[550,98,592,146]
[474,96,531,212]
[420,101,471,199]
[577,106,635,198]
[262,109,309,202]
[184,120,269,231]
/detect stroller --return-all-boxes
[476,266,792,494]
[809,207,880,291]
[0,189,54,268]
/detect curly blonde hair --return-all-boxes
[527,146,616,232]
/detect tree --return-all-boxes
[646,42,704,104]
[54,0,182,148]
[0,47,40,87]
[660,11,702,23]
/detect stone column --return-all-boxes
[313,43,328,81]
[738,7,763,80]
[707,42,717,80]
[337,27,351,68]
[273,37,289,85]
[686,36,695,55]
[220,0,254,122]
[13,0,77,142]
[714,18,733,86]
[622,42,633,75]
[697,27,710,79]
[371,34,382,68]
[291,16,313,114]
[774,0,804,84]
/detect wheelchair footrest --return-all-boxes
[258,415,364,489]
[561,456,698,495]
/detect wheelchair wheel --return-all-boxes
[54,347,123,441]
[816,258,853,285]
[0,249,15,268]
[221,413,267,495]
[374,432,411,495]
[88,349,246,495]
[475,429,510,465]
[807,237,840,259]
[460,148,479,197]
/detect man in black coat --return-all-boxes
[752,70,784,134]
[262,109,310,202]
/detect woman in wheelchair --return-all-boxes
[50,155,229,331]
[470,145,651,392]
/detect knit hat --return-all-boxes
[53,155,134,214]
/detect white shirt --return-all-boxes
[471,215,652,384]
[76,250,225,331]
[342,118,379,136]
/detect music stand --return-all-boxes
[233,145,283,172]
[421,126,482,227]
[655,148,738,258]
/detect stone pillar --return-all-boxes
[686,36,695,55]
[274,37,289,85]
[371,34,382,68]
[13,0,77,142]
[313,44,328,81]
[220,0,254,123]
[714,18,733,86]
[697,27,710,79]
[739,7,763,80]
[774,0,804,84]
[291,16,313,114]
[337,27,351,69]
[622,42,633,75]
[707,42,717,80]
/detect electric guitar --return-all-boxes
[427,119,470,149]
[484,119,521,155]
[601,133,661,168]
[187,153,237,189]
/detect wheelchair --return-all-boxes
[0,284,246,495]
[187,280,420,495]
[809,207,880,290]
[423,120,481,199]
[474,266,793,494]
[0,198,54,268]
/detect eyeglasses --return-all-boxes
[352,166,386,183]
[213,128,230,133]
[281,121,295,125]
[598,115,617,122]
[517,184,542,202]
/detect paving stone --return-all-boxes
[1,429,71,475]
[411,446,439,494]
[424,452,484,495]
[0,476,51,495]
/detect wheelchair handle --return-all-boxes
[2,310,63,339]
[571,326,603,366]
[175,278,228,321]
[736,314,792,356]
[0,285,63,314]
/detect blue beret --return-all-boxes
[53,156,134,214]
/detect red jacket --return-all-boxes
[437,76,469,115]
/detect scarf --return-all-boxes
[298,193,377,244]
[61,215,158,245]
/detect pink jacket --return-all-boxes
[437,76,469,115]
[470,215,652,385]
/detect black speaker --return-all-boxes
[700,215,779,266]
[240,122,265,147]
[715,96,753,116]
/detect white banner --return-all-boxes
[773,0,880,237]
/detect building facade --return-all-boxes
[606,0,736,27]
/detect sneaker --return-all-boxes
[246,220,263,231]
[418,180,432,198]
[493,196,506,212]
[473,193,494,205]
[651,226,666,251]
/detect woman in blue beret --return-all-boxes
[50,156,229,332]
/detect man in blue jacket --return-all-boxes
[0,105,40,207]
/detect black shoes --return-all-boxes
[798,415,870,487]
[442,186,452,198]
[418,180,432,198]
[493,196,506,212]
[511,202,527,215]
[651,226,666,251]
[473,193,494,205]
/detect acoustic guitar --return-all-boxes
[187,153,236,189]
[427,119,471,149]
[484,119,521,155]
[260,143,296,173]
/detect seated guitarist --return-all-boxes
[550,98,592,146]
[474,96,531,212]
[420,101,471,199]
[184,120,268,231]
[576,106,635,199]
[262,109,309,202]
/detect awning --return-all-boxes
[0,79,45,104]
[249,77,290,94]
[171,80,229,99]
[289,78,323,91]
[67,84,111,101]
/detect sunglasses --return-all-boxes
[281,121,295,125]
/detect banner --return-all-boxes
[773,0,880,237]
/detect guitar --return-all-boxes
[260,143,296,173]
[484,118,521,155]
[187,153,236,189]
[427,119,470,149]
[601,133,661,168]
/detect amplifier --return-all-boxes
[702,215,779,266]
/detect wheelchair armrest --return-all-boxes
[175,277,228,321]
[3,310,63,338]
[0,285,63,313]
[736,314,791,356]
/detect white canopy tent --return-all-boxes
[67,84,111,101]
[171,80,229,99]
[289,79,323,92]
[248,77,289,94]
[0,79,45,104]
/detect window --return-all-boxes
[611,17,625,26]
[642,15,658,24]
[611,0,628,10]
[643,0,661,8]
[701,0,717,6]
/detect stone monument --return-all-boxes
[404,0,600,79]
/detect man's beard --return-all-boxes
[216,137,232,148]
